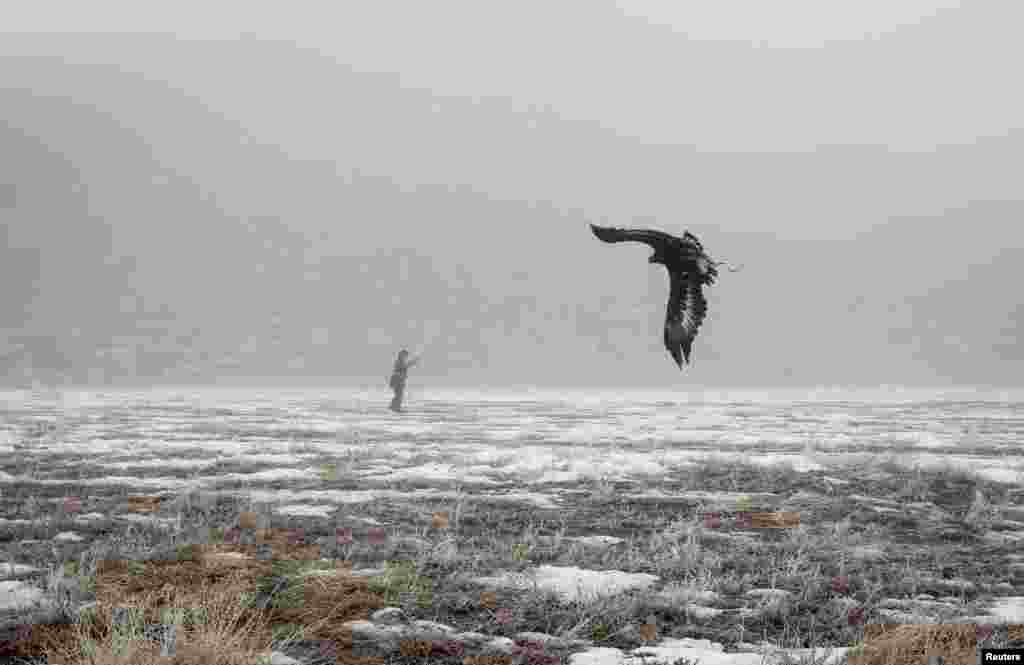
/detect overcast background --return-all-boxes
[2,0,1022,390]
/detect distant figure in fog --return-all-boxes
[388,349,419,412]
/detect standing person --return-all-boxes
[388,349,419,412]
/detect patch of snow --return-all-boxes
[569,647,626,665]
[474,565,659,603]
[114,513,178,525]
[975,466,1024,484]
[0,580,54,613]
[275,504,334,519]
[361,462,498,485]
[481,491,561,509]
[987,597,1024,622]
[572,535,625,547]
[0,563,41,578]
[688,605,724,619]
[74,512,108,522]
[573,638,766,665]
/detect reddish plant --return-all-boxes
[513,639,560,665]
[847,606,865,626]
[318,640,338,658]
[432,639,465,657]
[0,624,32,656]
[63,496,82,514]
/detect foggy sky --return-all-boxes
[2,1,1022,390]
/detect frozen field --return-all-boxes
[3,387,1023,504]
[2,387,1023,664]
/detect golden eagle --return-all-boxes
[590,224,735,369]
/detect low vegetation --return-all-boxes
[2,431,1022,664]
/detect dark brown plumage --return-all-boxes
[590,224,722,369]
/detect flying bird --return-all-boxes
[590,224,733,369]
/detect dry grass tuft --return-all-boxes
[852,624,978,665]
[8,534,387,665]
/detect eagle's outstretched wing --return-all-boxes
[591,223,718,369]
[663,269,708,367]
[590,224,676,252]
